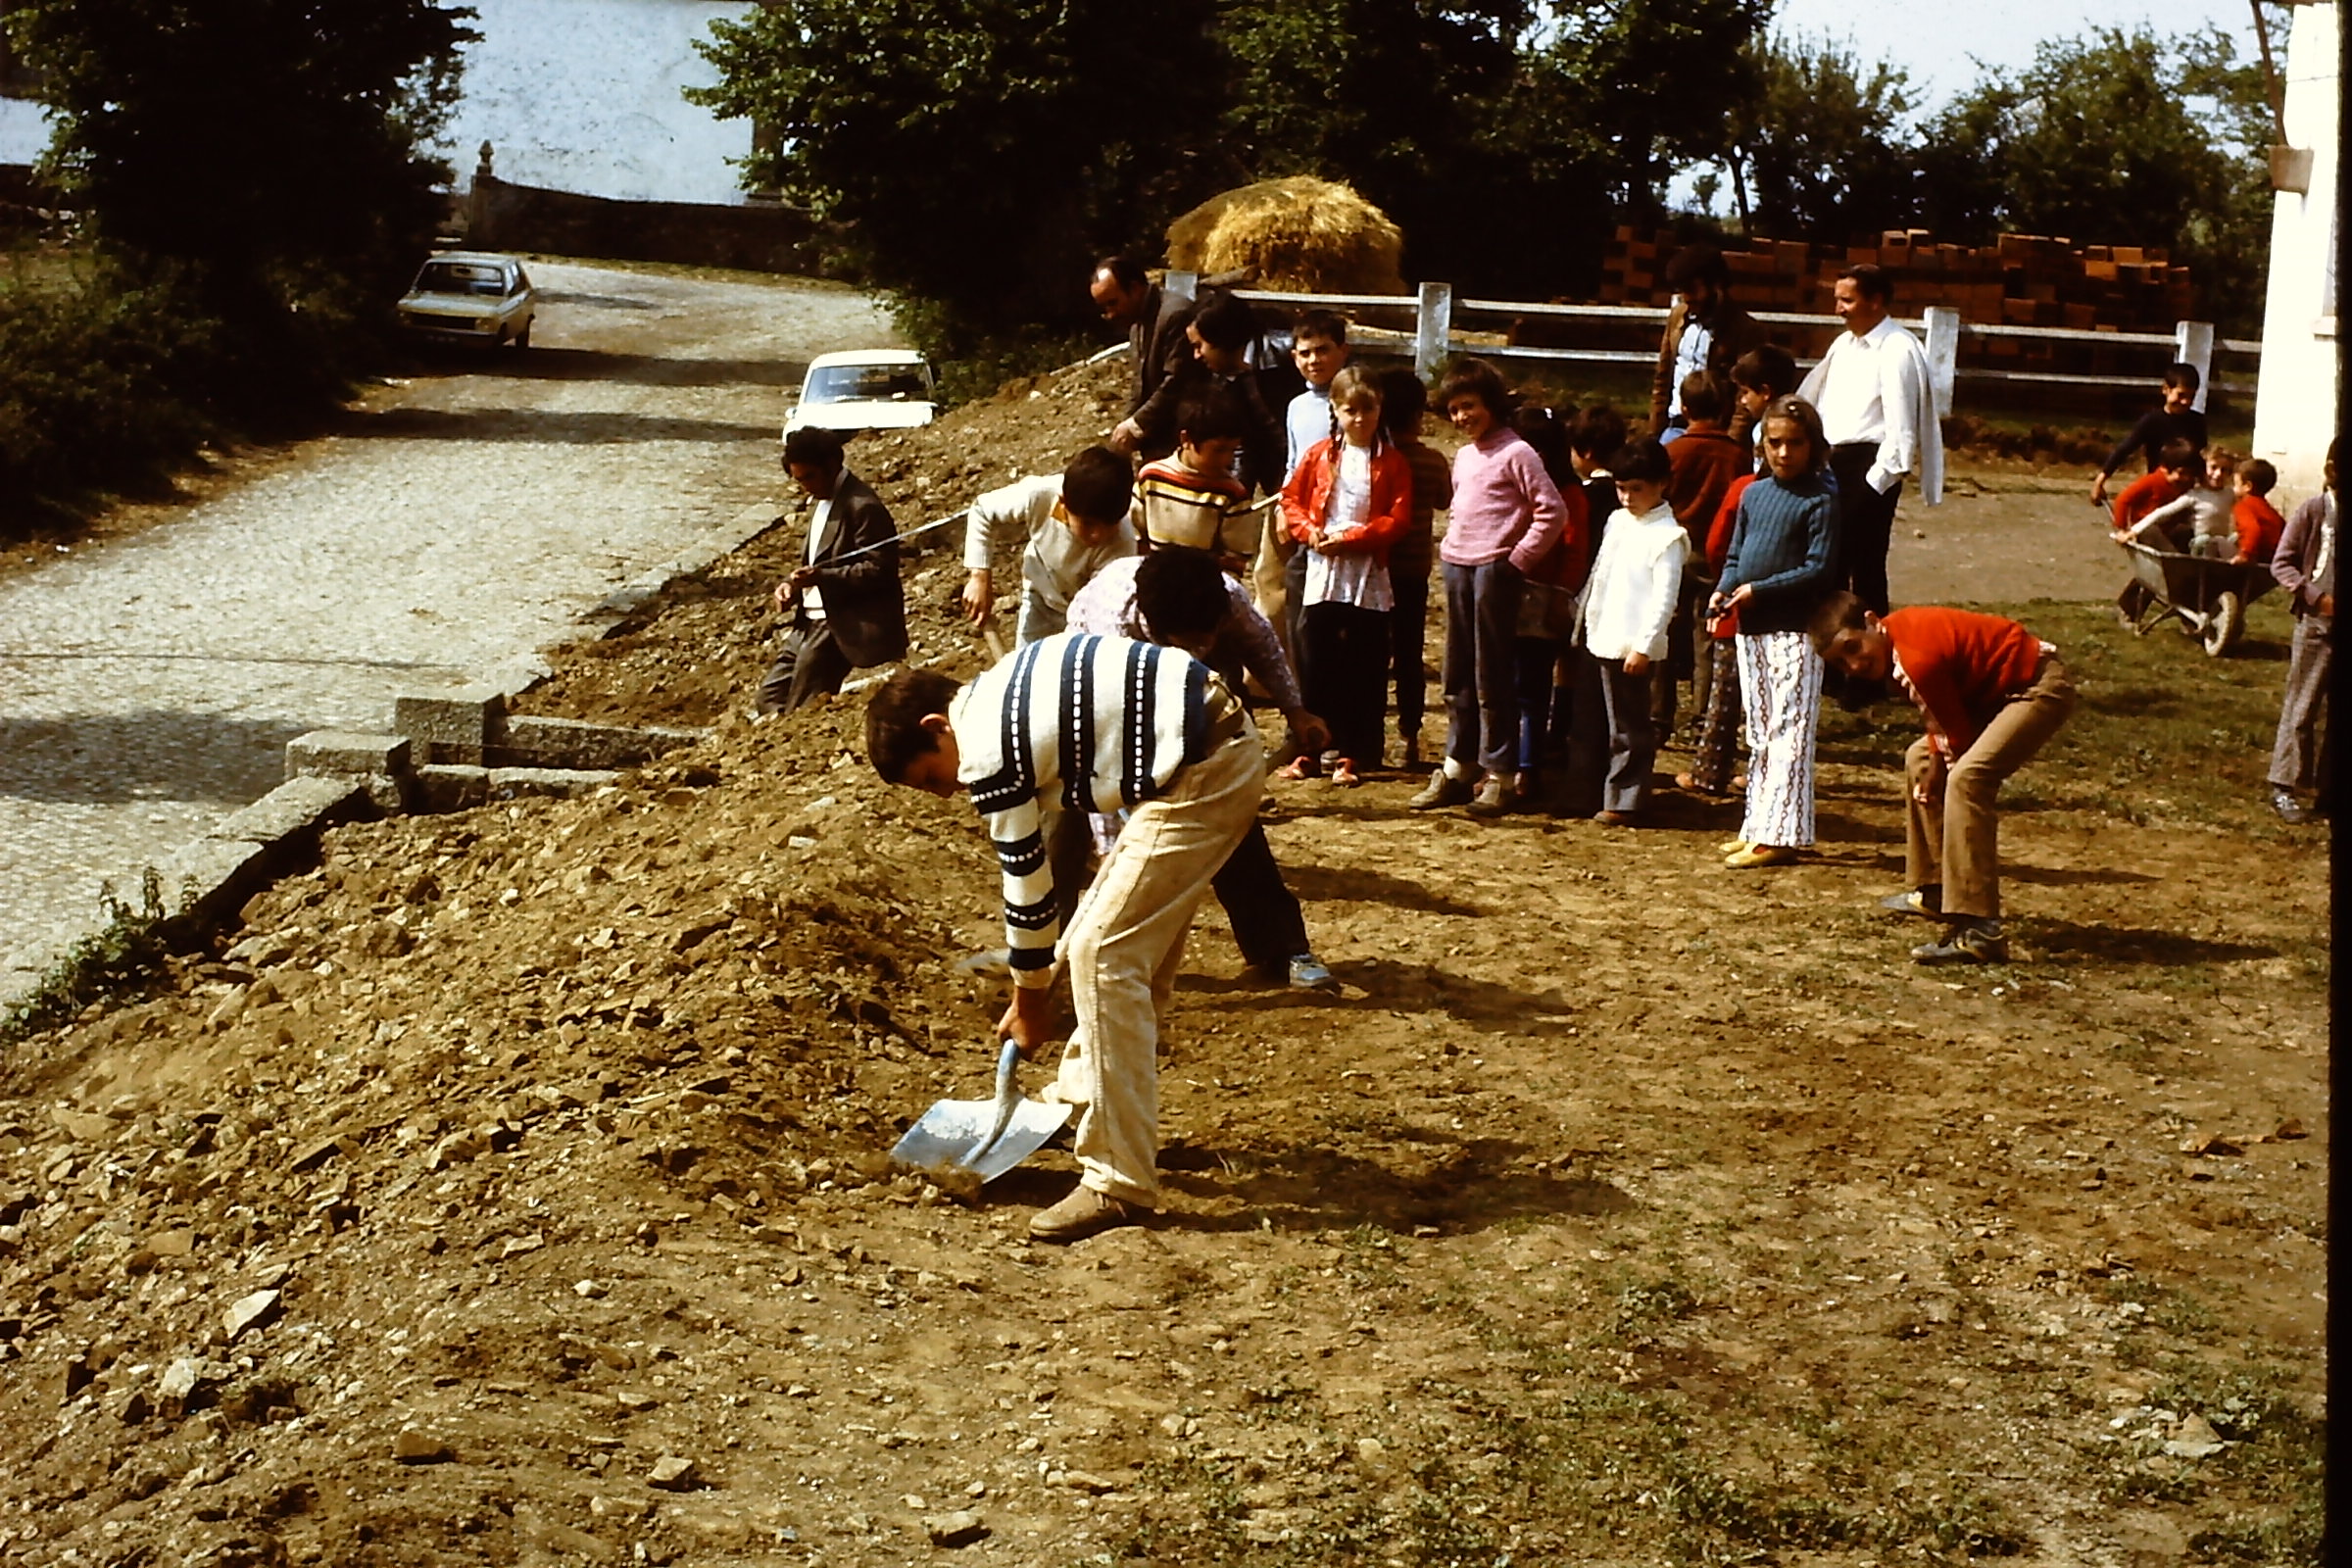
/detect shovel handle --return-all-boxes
[961,1040,1023,1166]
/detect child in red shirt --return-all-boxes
[1812,592,2078,964]
[2229,458,2287,565]
[2109,439,2198,619]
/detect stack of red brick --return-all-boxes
[1597,226,2197,334]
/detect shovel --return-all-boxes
[891,1041,1072,1185]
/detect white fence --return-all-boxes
[1162,271,2260,418]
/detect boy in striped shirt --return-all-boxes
[864,571,1267,1243]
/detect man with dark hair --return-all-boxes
[1649,244,1767,445]
[863,612,1267,1243]
[757,426,906,713]
[1797,263,1944,615]
[960,445,1137,641]
[1095,255,1195,456]
[1127,290,1290,493]
[1068,549,1337,990]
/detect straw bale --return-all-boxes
[1164,175,1406,296]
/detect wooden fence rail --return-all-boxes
[1160,272,2259,417]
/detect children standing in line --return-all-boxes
[1506,404,1589,801]
[1569,440,1688,825]
[1278,366,1410,785]
[1678,346,1798,798]
[1379,368,1450,767]
[1265,310,1355,660]
[1709,395,1838,868]
[1658,372,1749,738]
[960,447,1138,643]
[1812,590,2078,964]
[1409,358,1571,816]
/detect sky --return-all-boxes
[1764,0,2269,106]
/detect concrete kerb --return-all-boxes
[1,503,771,1023]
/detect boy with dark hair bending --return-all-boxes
[864,554,1267,1242]
[1812,591,2078,965]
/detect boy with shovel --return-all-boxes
[863,553,1266,1243]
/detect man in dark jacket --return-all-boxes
[1093,255,1194,455]
[1649,245,1768,444]
[757,425,906,714]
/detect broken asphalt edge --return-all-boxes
[0,503,778,1018]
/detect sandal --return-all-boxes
[1275,757,1318,781]
[1329,758,1361,787]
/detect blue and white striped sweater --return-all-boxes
[954,633,1229,982]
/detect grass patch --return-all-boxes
[0,868,183,1044]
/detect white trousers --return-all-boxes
[1736,630,1822,849]
[1047,731,1264,1203]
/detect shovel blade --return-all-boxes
[891,1083,1071,1184]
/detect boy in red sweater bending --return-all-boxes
[1812,592,2079,964]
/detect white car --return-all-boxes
[398,252,536,348]
[784,348,937,439]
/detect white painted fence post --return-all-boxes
[2175,320,2214,412]
[1923,307,1961,420]
[1415,281,1453,381]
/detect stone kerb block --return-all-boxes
[488,767,618,802]
[413,765,491,813]
[151,838,275,934]
[285,731,412,813]
[207,777,371,845]
[501,715,705,771]
[393,686,510,763]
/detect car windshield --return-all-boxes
[806,364,932,404]
[415,262,510,298]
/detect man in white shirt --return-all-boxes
[1798,263,1944,613]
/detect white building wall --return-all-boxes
[2251,1,2342,501]
[435,0,758,207]
[0,95,48,168]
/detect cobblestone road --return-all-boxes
[1,261,895,993]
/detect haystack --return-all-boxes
[1164,175,1407,296]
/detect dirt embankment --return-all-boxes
[0,353,2326,1567]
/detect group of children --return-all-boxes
[850,295,2345,1243]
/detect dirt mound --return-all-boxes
[0,350,2327,1566]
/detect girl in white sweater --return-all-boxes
[1570,439,1689,823]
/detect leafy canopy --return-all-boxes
[6,0,475,308]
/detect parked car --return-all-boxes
[398,252,536,348]
[783,348,937,439]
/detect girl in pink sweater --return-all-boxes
[1406,358,1573,815]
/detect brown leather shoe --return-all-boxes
[1028,1186,1150,1244]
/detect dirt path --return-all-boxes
[0,262,896,996]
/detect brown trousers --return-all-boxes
[1905,655,2077,919]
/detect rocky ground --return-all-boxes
[0,354,2328,1567]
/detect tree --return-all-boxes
[1916,25,2273,332]
[689,0,1220,336]
[1725,33,1917,242]
[7,1,474,324]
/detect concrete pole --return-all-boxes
[2174,320,2215,413]
[1415,281,1453,381]
[1923,306,1961,420]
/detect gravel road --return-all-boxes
[1,261,896,995]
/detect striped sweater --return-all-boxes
[952,633,1247,985]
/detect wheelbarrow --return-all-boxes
[890,1041,1071,1188]
[2115,537,2278,658]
